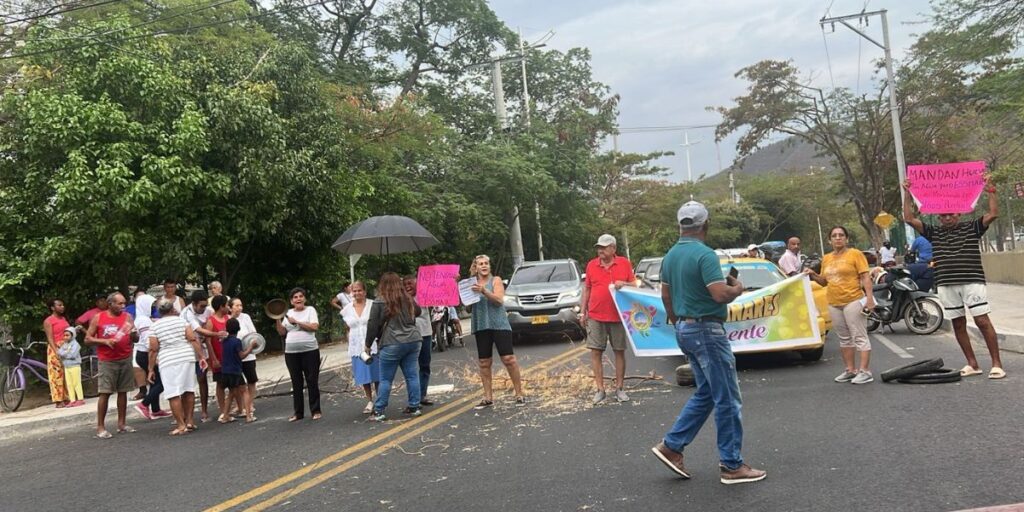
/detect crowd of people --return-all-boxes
[32,179,1007,488]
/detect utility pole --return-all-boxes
[820,9,915,243]
[680,131,701,183]
[485,60,525,268]
[716,140,736,204]
[520,28,543,261]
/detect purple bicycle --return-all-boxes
[0,335,98,412]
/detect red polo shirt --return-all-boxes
[584,256,635,322]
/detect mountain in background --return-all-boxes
[728,137,834,176]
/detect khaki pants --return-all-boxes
[828,301,871,352]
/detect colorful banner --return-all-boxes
[612,275,822,357]
[907,160,987,214]
[415,264,460,306]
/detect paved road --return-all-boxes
[2,329,1021,512]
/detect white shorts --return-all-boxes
[161,361,198,399]
[937,283,991,320]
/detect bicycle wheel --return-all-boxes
[0,366,26,412]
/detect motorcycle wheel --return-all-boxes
[904,298,943,335]
[866,314,881,333]
[433,323,447,352]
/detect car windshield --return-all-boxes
[723,263,784,290]
[510,264,577,285]
[636,261,654,274]
[647,260,662,279]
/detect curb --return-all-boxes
[0,359,351,442]
[939,320,1024,355]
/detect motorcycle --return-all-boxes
[430,306,463,352]
[867,267,944,335]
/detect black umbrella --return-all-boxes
[330,215,439,255]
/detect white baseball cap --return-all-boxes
[747,244,759,251]
[677,201,709,228]
[595,234,616,247]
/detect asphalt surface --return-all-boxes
[2,329,1022,512]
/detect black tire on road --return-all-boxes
[866,316,881,333]
[799,346,824,362]
[880,358,944,383]
[897,368,962,384]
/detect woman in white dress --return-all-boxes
[341,281,379,414]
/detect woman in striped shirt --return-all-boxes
[148,301,208,436]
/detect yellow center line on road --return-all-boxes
[205,345,587,512]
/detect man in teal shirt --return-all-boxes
[650,201,767,485]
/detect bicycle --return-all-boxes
[0,335,99,412]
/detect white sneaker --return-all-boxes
[851,371,874,385]
[592,390,606,405]
[834,371,858,383]
[614,389,630,402]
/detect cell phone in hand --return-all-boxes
[728,266,739,279]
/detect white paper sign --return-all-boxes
[458,278,481,306]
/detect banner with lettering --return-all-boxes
[415,264,461,306]
[611,275,822,357]
[907,161,987,214]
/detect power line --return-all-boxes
[1,0,331,60]
[820,24,837,92]
[1,0,123,26]
[37,0,244,43]
[618,124,717,133]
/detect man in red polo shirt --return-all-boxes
[580,234,635,404]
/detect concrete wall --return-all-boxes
[983,251,1024,285]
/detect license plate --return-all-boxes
[531,316,549,325]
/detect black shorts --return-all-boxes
[475,329,514,359]
[212,372,225,386]
[221,373,245,389]
[241,360,258,384]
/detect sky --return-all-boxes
[488,0,936,182]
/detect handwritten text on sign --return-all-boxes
[907,161,987,214]
[416,264,461,306]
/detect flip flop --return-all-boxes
[118,426,137,433]
[959,365,983,377]
[988,367,1006,380]
[185,424,197,432]
[218,416,236,424]
[287,416,302,422]
[95,430,113,439]
[169,428,189,436]
[245,416,257,424]
[311,413,322,421]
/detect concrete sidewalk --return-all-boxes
[0,341,352,440]
[939,282,1024,354]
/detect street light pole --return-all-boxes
[820,9,915,243]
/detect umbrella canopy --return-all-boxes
[331,215,439,255]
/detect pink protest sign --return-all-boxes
[415,264,461,306]
[907,161,987,214]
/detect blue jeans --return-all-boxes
[662,321,744,470]
[374,342,422,414]
[419,336,432,399]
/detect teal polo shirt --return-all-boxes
[661,237,727,320]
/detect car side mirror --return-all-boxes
[502,279,509,286]
[580,273,586,281]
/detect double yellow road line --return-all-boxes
[206,345,587,512]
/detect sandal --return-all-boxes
[473,399,494,410]
[311,413,322,421]
[218,415,236,424]
[185,424,197,432]
[959,365,983,377]
[288,415,303,422]
[989,367,1007,380]
[245,415,257,423]
[169,428,189,436]
[514,396,527,407]
[117,426,137,434]
[95,430,113,439]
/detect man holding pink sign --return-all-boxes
[903,165,1005,380]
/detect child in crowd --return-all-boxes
[219,319,255,423]
[58,327,85,407]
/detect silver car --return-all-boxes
[502,259,586,342]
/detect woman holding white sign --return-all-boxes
[467,255,525,409]
[805,226,876,384]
